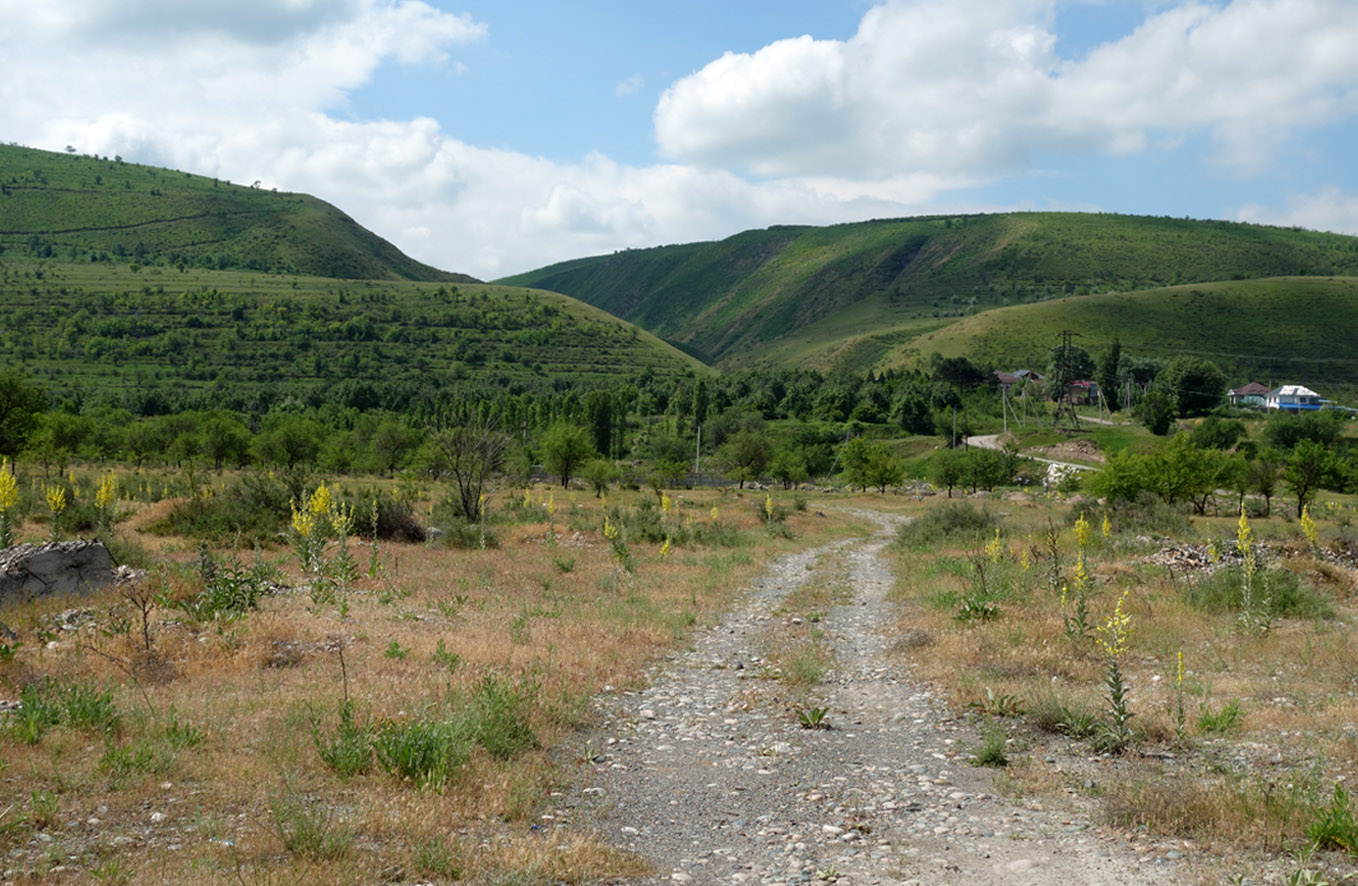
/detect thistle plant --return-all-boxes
[1101,513,1112,543]
[0,461,19,547]
[44,484,67,543]
[1300,506,1320,556]
[1096,589,1135,752]
[1236,510,1270,635]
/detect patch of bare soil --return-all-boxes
[1033,437,1106,464]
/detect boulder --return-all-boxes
[0,540,116,607]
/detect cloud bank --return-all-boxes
[3,0,1358,277]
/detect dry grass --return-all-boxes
[0,482,883,883]
[885,493,1358,870]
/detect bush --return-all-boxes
[895,502,998,550]
[1079,493,1192,538]
[347,490,425,543]
[150,472,290,544]
[1182,565,1332,620]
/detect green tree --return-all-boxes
[0,369,47,457]
[539,422,596,488]
[1135,390,1177,435]
[371,419,419,478]
[769,446,809,490]
[252,416,323,471]
[1282,439,1337,517]
[1156,357,1226,417]
[580,458,620,497]
[423,420,506,522]
[929,448,964,498]
[715,428,773,488]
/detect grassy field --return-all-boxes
[0,258,705,404]
[0,474,871,884]
[500,213,1358,374]
[886,494,1358,882]
[0,464,1356,882]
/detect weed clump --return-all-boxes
[895,502,997,551]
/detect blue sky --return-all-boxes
[3,0,1358,278]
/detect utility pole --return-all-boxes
[1054,329,1082,431]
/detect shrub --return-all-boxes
[1182,566,1332,620]
[895,502,998,551]
[347,490,425,543]
[9,677,120,743]
[150,472,290,544]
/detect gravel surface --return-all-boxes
[565,512,1190,885]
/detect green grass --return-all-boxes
[898,276,1358,400]
[1,143,466,281]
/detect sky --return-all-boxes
[3,0,1358,280]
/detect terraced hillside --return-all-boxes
[0,143,470,282]
[0,260,706,409]
[499,213,1358,369]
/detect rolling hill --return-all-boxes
[499,213,1358,371]
[895,277,1358,396]
[0,145,706,409]
[0,143,471,282]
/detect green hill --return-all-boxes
[0,143,472,282]
[899,277,1358,397]
[499,213,1358,369]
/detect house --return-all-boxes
[1228,381,1270,408]
[994,369,1042,393]
[1069,380,1099,406]
[1266,384,1324,411]
[993,370,1021,391]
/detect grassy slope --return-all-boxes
[500,213,1358,370]
[0,143,472,282]
[0,260,706,401]
[899,277,1358,395]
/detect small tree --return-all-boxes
[1282,439,1337,518]
[540,422,596,489]
[423,420,506,523]
[580,459,619,498]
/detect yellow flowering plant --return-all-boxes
[0,461,19,547]
[1300,505,1319,554]
[1096,589,1135,752]
[44,484,67,543]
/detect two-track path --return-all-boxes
[566,513,1184,885]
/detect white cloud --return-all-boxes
[1236,186,1358,236]
[4,0,1355,281]
[655,0,1358,180]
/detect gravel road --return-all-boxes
[565,513,1188,885]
